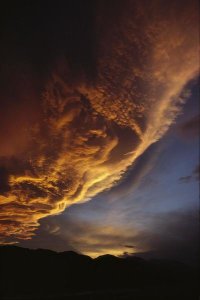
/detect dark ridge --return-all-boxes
[94,254,121,261]
[0,246,198,300]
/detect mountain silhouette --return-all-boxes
[0,246,198,300]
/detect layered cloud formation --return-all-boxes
[0,0,199,243]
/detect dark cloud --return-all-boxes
[179,164,200,183]
[0,167,10,194]
[124,245,136,249]
[133,210,199,266]
[179,175,192,183]
[0,1,98,82]
[119,210,199,265]
[193,165,200,181]
[179,114,200,139]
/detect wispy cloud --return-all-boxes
[179,164,200,183]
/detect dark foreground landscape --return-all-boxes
[0,246,198,300]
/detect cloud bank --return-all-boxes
[0,0,199,242]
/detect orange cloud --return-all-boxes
[0,0,199,243]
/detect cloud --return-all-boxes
[193,165,200,181]
[133,209,199,265]
[20,214,141,257]
[179,164,200,183]
[124,245,136,249]
[0,167,10,194]
[0,0,199,242]
[179,114,200,138]
[19,208,198,265]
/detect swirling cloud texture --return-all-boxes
[0,0,199,242]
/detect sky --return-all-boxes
[0,0,199,265]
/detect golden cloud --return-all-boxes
[0,0,199,242]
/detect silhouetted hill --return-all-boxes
[0,246,198,300]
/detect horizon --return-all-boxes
[1,243,197,266]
